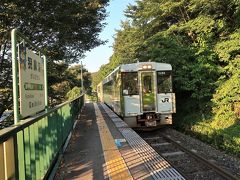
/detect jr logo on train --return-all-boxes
[97,62,176,129]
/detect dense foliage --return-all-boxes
[48,64,92,106]
[95,0,240,155]
[0,0,109,116]
[66,86,82,100]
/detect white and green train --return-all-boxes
[97,62,176,129]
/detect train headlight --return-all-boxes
[142,64,152,69]
[142,65,148,69]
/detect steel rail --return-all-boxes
[159,133,239,180]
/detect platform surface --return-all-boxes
[54,103,185,180]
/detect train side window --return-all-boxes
[122,72,138,95]
[157,71,172,93]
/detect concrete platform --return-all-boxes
[54,103,185,180]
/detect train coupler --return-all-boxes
[145,120,157,127]
[145,114,156,127]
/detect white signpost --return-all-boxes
[11,29,48,123]
[18,46,45,117]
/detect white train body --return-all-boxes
[97,62,176,128]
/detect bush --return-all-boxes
[66,87,82,100]
[189,121,240,156]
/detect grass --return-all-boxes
[175,112,240,157]
[174,97,240,157]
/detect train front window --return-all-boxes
[122,72,138,95]
[157,71,172,93]
[143,75,152,93]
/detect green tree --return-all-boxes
[66,86,81,100]
[213,30,240,125]
[99,0,240,128]
[0,0,109,117]
[91,71,101,91]
[48,63,92,105]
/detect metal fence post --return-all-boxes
[11,29,20,124]
[44,55,48,108]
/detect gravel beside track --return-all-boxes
[138,128,240,179]
[164,128,240,177]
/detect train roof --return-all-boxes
[102,62,172,84]
[120,62,172,72]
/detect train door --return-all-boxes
[140,72,156,112]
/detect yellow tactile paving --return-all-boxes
[94,103,132,180]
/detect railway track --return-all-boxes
[139,129,239,180]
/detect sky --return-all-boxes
[82,0,136,72]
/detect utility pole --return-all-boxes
[81,61,84,93]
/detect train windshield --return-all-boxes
[122,72,138,95]
[157,71,172,93]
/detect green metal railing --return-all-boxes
[0,95,84,179]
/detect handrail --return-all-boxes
[0,94,84,143]
[0,94,84,179]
